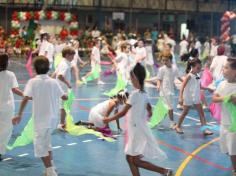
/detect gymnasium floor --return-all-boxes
[0,60,233,176]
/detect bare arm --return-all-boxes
[12,96,31,125]
[156,79,162,92]
[212,93,224,103]
[12,87,23,97]
[58,75,71,88]
[104,104,131,123]
[146,103,152,117]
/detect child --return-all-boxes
[104,63,172,176]
[157,52,183,128]
[0,53,23,160]
[212,58,236,176]
[82,39,104,84]
[75,90,129,133]
[174,58,213,135]
[12,56,67,176]
[53,46,75,131]
[71,40,86,85]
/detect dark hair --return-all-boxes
[0,53,9,72]
[117,90,129,101]
[33,56,49,74]
[181,49,199,62]
[130,63,146,91]
[227,58,236,70]
[186,58,201,73]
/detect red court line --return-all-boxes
[76,102,232,171]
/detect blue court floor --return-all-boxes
[0,60,233,176]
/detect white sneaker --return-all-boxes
[57,124,66,132]
[46,167,58,176]
[202,105,208,110]
[169,121,176,129]
[81,77,87,84]
[177,104,183,109]
[97,80,105,85]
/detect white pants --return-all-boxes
[0,111,13,154]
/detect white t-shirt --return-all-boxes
[179,40,188,56]
[24,74,64,130]
[116,52,129,71]
[0,70,18,112]
[91,46,100,69]
[157,65,179,96]
[210,44,218,57]
[210,55,227,81]
[45,42,54,63]
[71,49,83,67]
[55,58,71,91]
[215,81,236,125]
[145,45,154,65]
[135,47,147,65]
[38,40,49,57]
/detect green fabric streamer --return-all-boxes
[148,97,169,128]
[54,53,63,69]
[223,95,236,132]
[64,89,114,142]
[146,68,150,80]
[104,73,127,97]
[7,117,34,150]
[83,64,100,83]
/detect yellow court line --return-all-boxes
[175,137,220,176]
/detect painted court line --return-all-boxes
[82,140,92,143]
[18,153,29,157]
[67,143,77,146]
[52,146,62,149]
[2,158,13,161]
[175,137,231,176]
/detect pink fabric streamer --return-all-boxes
[97,127,114,138]
[100,61,112,65]
[200,90,205,102]
[26,51,33,78]
[200,66,213,88]
[209,102,222,123]
[103,69,115,77]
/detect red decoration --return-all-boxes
[60,12,65,21]
[46,11,52,20]
[60,28,69,40]
[70,30,78,36]
[26,12,32,20]
[12,11,18,21]
[72,15,77,21]
[34,11,40,20]
[220,11,236,42]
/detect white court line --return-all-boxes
[182,124,191,127]
[18,153,29,157]
[2,158,13,161]
[52,146,62,149]
[67,143,77,146]
[173,111,215,126]
[82,140,92,143]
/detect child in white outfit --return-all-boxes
[104,63,173,176]
[0,53,23,160]
[53,47,75,131]
[212,58,236,176]
[157,52,183,128]
[12,56,67,176]
[175,58,213,136]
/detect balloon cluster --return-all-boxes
[11,11,79,37]
[220,11,236,42]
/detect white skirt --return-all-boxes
[220,125,236,155]
[88,110,106,128]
